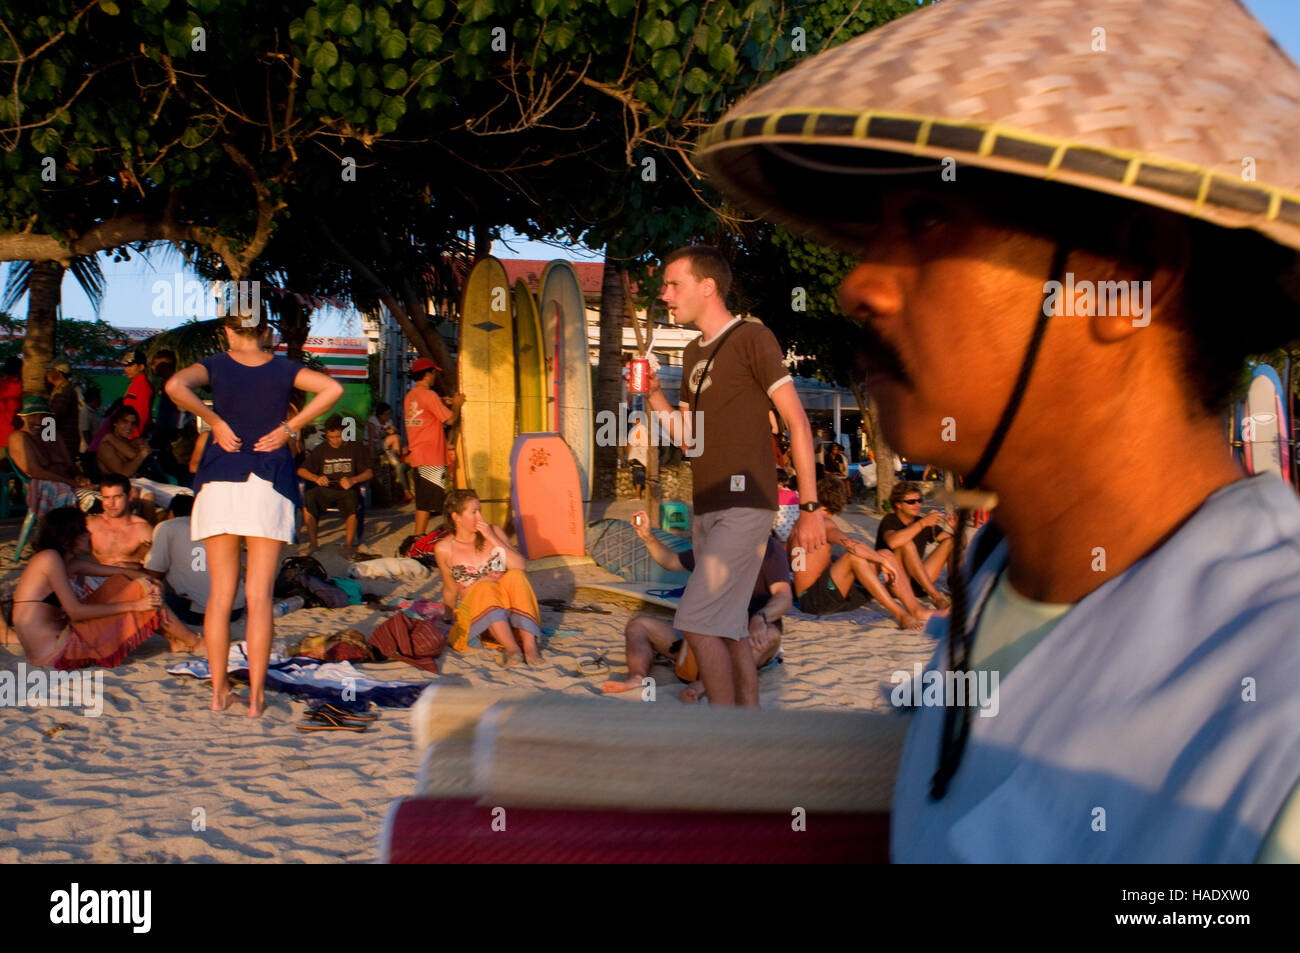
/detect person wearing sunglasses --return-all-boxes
[791,477,931,629]
[875,482,954,611]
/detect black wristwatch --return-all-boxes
[798,501,821,513]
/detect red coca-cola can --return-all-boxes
[629,357,649,393]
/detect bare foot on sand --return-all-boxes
[211,690,245,712]
[930,593,952,611]
[523,648,543,666]
[894,614,926,631]
[167,629,204,653]
[501,650,522,668]
[246,698,267,718]
[679,682,705,704]
[601,675,643,694]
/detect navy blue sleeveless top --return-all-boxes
[193,352,303,507]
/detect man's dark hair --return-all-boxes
[99,472,131,494]
[817,475,849,514]
[35,506,87,555]
[84,385,101,403]
[890,481,920,507]
[152,349,176,376]
[169,494,194,518]
[2,356,20,377]
[664,245,733,301]
[375,401,391,415]
[324,413,345,432]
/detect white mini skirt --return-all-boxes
[191,474,296,543]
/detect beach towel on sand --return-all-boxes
[167,643,426,707]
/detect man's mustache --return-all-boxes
[850,323,911,388]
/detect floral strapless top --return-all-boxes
[450,546,506,587]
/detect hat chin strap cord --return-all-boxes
[929,241,1071,801]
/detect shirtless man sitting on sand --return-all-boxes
[790,477,933,629]
[88,473,154,569]
[602,511,792,703]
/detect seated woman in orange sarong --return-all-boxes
[433,489,542,667]
[8,507,201,670]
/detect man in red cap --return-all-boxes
[404,356,464,535]
[121,350,153,441]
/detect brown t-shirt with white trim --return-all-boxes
[679,318,792,515]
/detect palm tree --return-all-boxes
[2,255,106,395]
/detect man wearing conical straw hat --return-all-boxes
[699,0,1300,862]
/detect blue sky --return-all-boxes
[20,0,1300,338]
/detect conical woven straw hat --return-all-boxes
[698,0,1300,255]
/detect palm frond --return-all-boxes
[135,317,327,373]
[137,318,227,368]
[68,255,106,314]
[3,255,106,315]
[1,261,31,313]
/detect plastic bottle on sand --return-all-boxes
[272,595,304,618]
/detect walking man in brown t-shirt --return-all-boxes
[644,246,825,706]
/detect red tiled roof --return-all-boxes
[500,259,605,297]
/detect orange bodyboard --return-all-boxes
[510,433,585,559]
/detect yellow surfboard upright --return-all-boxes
[457,257,517,527]
[513,279,547,434]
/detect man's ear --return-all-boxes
[1088,208,1190,342]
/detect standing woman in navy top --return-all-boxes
[166,309,343,716]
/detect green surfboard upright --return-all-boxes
[513,279,548,434]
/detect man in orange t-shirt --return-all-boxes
[404,356,464,535]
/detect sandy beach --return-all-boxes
[0,499,937,863]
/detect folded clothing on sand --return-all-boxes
[349,557,432,580]
[167,642,427,707]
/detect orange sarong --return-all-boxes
[30,576,165,670]
[448,569,542,652]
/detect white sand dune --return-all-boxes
[0,501,939,862]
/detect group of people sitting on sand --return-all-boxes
[600,472,953,703]
[6,314,946,708]
[6,482,205,670]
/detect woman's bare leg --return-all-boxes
[515,628,542,665]
[486,618,522,666]
[203,535,242,711]
[243,536,284,717]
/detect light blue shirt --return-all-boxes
[892,475,1300,862]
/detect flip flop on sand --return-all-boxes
[297,709,368,732]
[575,655,610,677]
[310,702,379,723]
